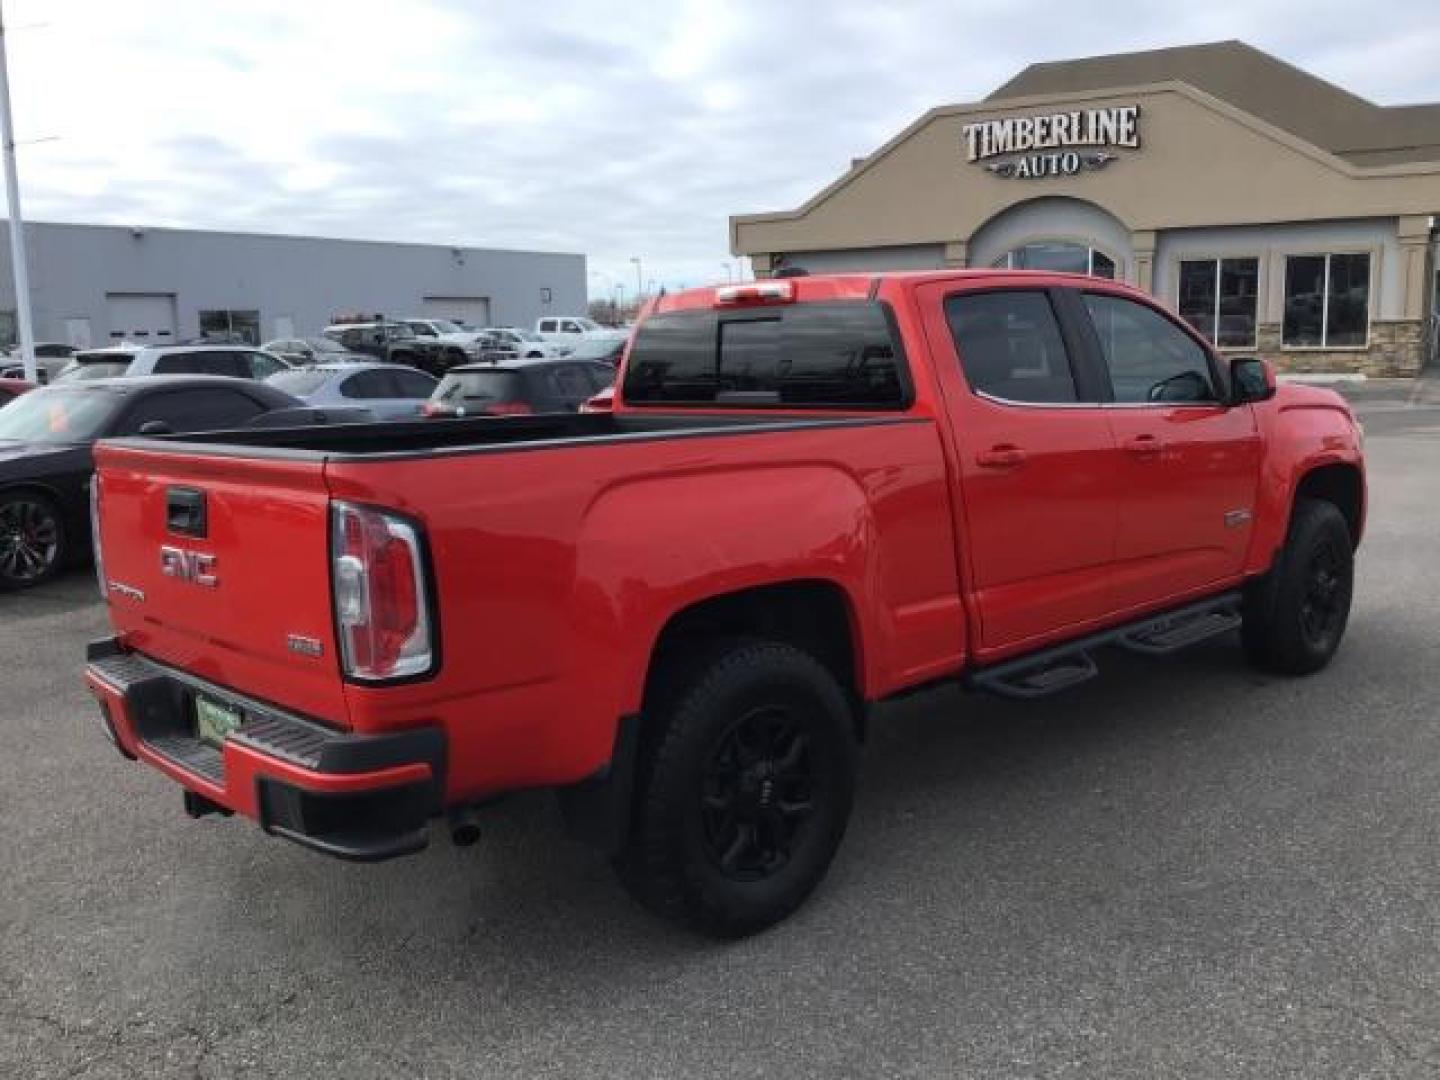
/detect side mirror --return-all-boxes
[138,420,174,436]
[1230,356,1276,404]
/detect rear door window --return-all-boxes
[944,291,1079,404]
[153,351,249,378]
[340,369,398,399]
[116,388,268,434]
[623,301,907,407]
[392,369,438,397]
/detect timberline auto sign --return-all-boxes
[962,105,1141,179]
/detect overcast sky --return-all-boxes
[6,0,1438,297]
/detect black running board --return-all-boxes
[968,592,1242,700]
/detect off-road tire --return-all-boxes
[1241,498,1354,675]
[615,638,858,938]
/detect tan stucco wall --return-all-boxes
[731,82,1440,258]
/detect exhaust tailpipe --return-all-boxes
[448,806,482,847]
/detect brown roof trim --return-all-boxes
[988,40,1440,165]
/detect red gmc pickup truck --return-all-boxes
[84,271,1365,936]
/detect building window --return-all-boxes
[198,309,261,345]
[1178,257,1259,348]
[992,241,1116,279]
[1283,254,1371,348]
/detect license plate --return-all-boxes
[194,696,242,748]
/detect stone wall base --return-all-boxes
[1256,321,1427,377]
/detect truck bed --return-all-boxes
[109,412,919,460]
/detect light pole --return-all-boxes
[0,2,36,383]
[614,282,626,320]
[629,256,643,302]
[720,261,734,283]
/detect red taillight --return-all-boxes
[485,401,533,415]
[714,281,794,307]
[420,401,443,417]
[332,502,433,681]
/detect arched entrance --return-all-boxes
[968,197,1132,281]
[990,241,1116,278]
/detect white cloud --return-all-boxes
[2,0,1437,297]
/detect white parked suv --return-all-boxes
[400,318,486,355]
[534,316,627,345]
[54,344,291,383]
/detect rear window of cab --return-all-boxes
[621,301,909,408]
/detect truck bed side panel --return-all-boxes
[323,419,964,799]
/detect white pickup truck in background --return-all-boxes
[534,316,627,345]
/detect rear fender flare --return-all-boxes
[564,465,882,765]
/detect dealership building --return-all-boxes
[731,41,1440,375]
[0,221,586,349]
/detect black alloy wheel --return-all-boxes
[1299,535,1348,650]
[701,704,817,880]
[1241,497,1354,675]
[616,637,858,937]
[0,494,64,589]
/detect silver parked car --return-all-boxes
[261,335,370,366]
[265,362,438,420]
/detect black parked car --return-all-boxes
[0,376,302,590]
[422,359,615,417]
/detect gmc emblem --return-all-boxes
[159,545,218,587]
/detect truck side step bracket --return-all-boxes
[971,652,1098,700]
[966,591,1243,700]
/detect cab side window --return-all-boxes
[945,290,1079,404]
[1083,293,1217,404]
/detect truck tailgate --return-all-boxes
[94,444,349,726]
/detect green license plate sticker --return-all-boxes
[194,696,242,748]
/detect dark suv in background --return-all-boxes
[323,321,473,377]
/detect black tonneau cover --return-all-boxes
[102,412,924,464]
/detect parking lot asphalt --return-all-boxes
[3,385,1439,1079]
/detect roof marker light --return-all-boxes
[714,281,795,307]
